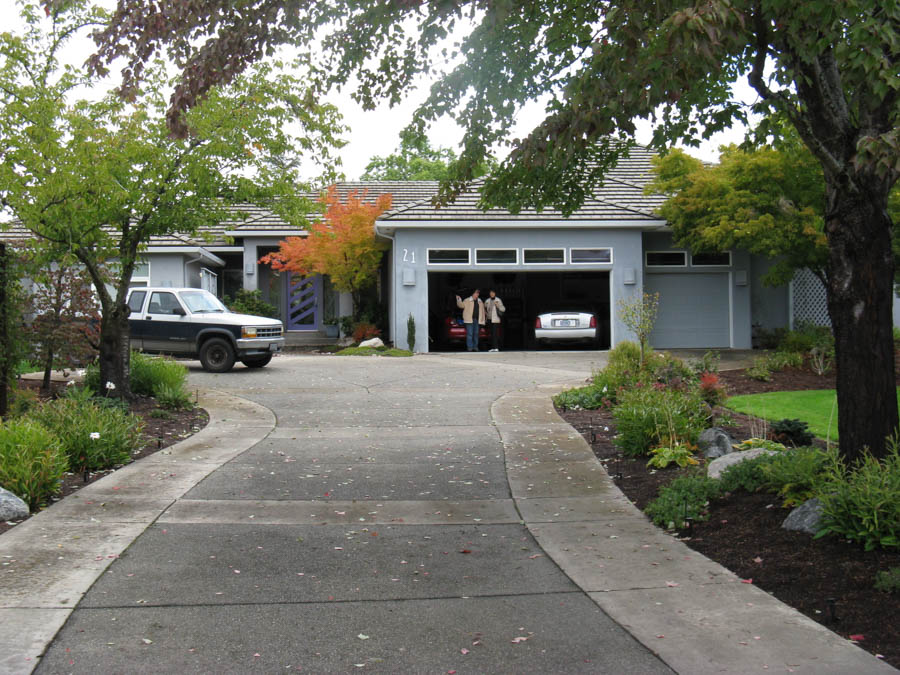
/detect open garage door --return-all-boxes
[428,271,610,351]
[645,272,731,348]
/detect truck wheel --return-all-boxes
[199,337,236,373]
[241,354,273,369]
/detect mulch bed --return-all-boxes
[559,366,900,669]
[1,379,208,536]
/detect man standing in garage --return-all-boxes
[484,289,505,352]
[456,289,485,352]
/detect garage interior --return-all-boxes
[427,271,610,351]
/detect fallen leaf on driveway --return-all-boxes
[358,634,369,640]
[849,634,865,642]
[511,637,529,644]
[665,581,679,587]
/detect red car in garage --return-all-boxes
[441,314,500,348]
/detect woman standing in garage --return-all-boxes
[484,289,505,352]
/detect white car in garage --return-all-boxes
[534,311,598,346]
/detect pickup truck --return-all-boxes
[126,287,284,372]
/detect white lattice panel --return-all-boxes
[791,268,831,327]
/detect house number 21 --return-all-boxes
[402,249,416,264]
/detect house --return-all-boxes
[1,147,859,351]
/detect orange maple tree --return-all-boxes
[260,186,392,315]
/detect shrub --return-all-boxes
[698,372,727,407]
[155,383,193,410]
[771,418,815,447]
[84,352,189,401]
[816,443,900,550]
[717,454,774,494]
[0,419,67,509]
[644,351,696,389]
[645,474,722,528]
[7,386,40,418]
[746,356,771,382]
[647,443,699,469]
[874,567,900,594]
[352,322,381,342]
[761,446,834,506]
[225,289,279,319]
[690,350,721,376]
[606,341,642,371]
[553,385,611,411]
[778,323,833,354]
[406,313,416,352]
[768,350,804,371]
[613,387,707,457]
[31,396,143,472]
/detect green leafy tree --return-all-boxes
[617,292,660,366]
[362,135,458,182]
[649,142,829,287]
[91,1,899,459]
[1,2,343,397]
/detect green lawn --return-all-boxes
[726,388,900,441]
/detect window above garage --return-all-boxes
[570,248,613,264]
[427,249,470,264]
[691,251,731,267]
[523,248,565,264]
[475,249,518,265]
[645,251,687,267]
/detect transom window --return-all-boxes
[427,249,470,265]
[570,248,613,264]
[475,249,517,265]
[523,248,565,264]
[691,251,731,266]
[645,251,687,267]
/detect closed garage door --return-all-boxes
[645,273,730,348]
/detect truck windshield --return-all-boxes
[181,291,228,313]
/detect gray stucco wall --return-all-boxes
[389,226,645,353]
[148,254,186,288]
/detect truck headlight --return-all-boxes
[241,326,257,338]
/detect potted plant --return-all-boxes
[323,313,339,338]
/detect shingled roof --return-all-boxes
[378,145,667,223]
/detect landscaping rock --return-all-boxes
[707,448,779,479]
[359,337,385,349]
[782,498,824,535]
[698,427,734,459]
[0,487,29,521]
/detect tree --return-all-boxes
[1,1,344,398]
[617,292,660,366]
[22,256,100,391]
[649,142,829,287]
[362,135,458,182]
[91,1,899,460]
[260,187,391,319]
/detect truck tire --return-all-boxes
[241,354,273,369]
[199,337,236,373]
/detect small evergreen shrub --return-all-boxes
[778,323,833,354]
[768,350,804,371]
[406,313,416,352]
[0,419,67,509]
[771,418,815,447]
[760,446,834,506]
[553,385,611,411]
[645,474,722,528]
[874,567,900,594]
[717,454,774,494]
[32,396,143,472]
[225,289,279,319]
[816,443,900,550]
[746,356,772,382]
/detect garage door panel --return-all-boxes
[645,273,730,348]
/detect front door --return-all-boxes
[285,273,320,331]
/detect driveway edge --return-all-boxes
[492,383,897,674]
[0,389,275,675]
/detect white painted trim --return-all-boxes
[145,247,225,267]
[375,219,668,233]
[205,246,245,253]
[645,250,688,268]
[609,270,616,346]
[474,248,518,265]
[426,247,471,265]
[569,247,614,265]
[522,248,566,265]
[728,271,735,348]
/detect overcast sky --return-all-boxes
[12,4,751,181]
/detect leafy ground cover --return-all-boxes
[558,365,899,668]
[728,388,900,441]
[0,379,208,536]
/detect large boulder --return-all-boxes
[359,337,385,349]
[782,498,824,535]
[698,427,734,459]
[0,487,29,521]
[707,448,780,479]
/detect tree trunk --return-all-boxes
[42,348,54,392]
[97,303,132,399]
[825,183,897,462]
